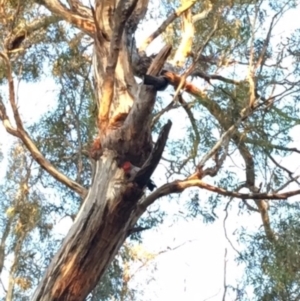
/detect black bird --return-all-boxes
[146,179,157,191]
[122,162,157,191]
[143,74,170,91]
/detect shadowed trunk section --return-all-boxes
[32,150,144,301]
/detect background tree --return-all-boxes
[1,0,300,300]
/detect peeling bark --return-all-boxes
[32,150,144,301]
[32,121,173,300]
[29,2,174,297]
[35,0,96,35]
[171,4,194,67]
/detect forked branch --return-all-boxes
[124,45,172,134]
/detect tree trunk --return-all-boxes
[32,151,144,300]
[32,0,169,300]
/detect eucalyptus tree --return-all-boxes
[1,0,300,300]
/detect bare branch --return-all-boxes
[178,94,200,158]
[242,199,259,212]
[202,290,221,301]
[191,70,241,85]
[162,69,274,230]
[255,12,279,72]
[147,44,172,76]
[171,94,201,173]
[268,153,300,186]
[34,0,95,36]
[5,15,62,53]
[0,52,23,129]
[124,45,172,137]
[0,52,87,197]
[18,14,62,36]
[247,4,259,108]
[223,199,241,255]
[192,1,212,23]
[139,0,197,52]
[162,70,207,98]
[198,114,242,168]
[255,198,275,241]
[171,17,219,102]
[139,178,300,211]
[245,137,300,154]
[275,175,300,193]
[0,213,13,276]
[200,140,229,179]
[151,100,178,128]
[0,97,19,137]
[66,0,92,18]
[171,5,194,67]
[255,3,289,73]
[222,248,228,301]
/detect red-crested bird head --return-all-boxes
[122,161,132,173]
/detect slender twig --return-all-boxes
[222,248,228,301]
[255,3,289,73]
[275,175,300,193]
[268,153,300,186]
[223,197,242,255]
[191,70,241,85]
[151,100,178,128]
